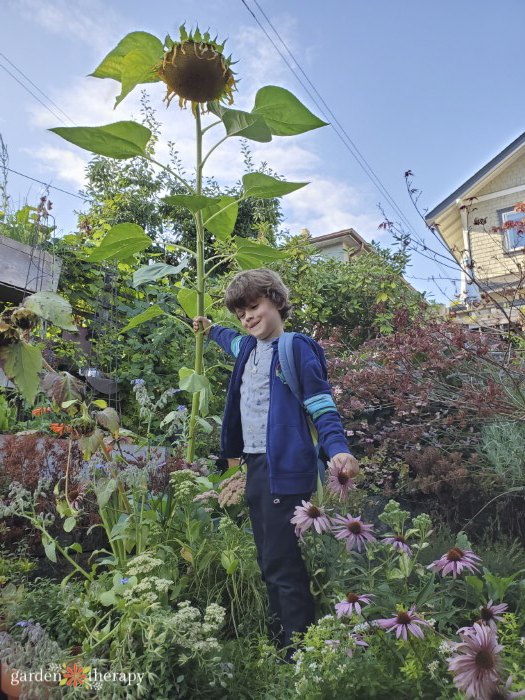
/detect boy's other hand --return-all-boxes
[330,452,359,478]
[192,316,211,335]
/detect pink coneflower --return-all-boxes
[382,534,412,557]
[428,546,481,579]
[479,600,508,629]
[335,592,374,618]
[485,676,525,699]
[331,514,376,552]
[448,622,502,699]
[291,501,331,540]
[376,607,429,640]
[327,462,356,500]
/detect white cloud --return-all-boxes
[281,178,383,239]
[25,146,88,189]
[10,0,121,52]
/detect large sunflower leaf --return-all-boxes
[23,292,77,331]
[252,86,328,136]
[242,172,307,199]
[120,304,167,333]
[87,223,152,262]
[90,32,163,82]
[0,341,42,404]
[208,102,272,142]
[202,196,238,240]
[50,122,151,160]
[132,260,188,288]
[163,194,220,213]
[234,236,289,270]
[177,288,213,320]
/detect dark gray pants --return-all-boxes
[244,452,315,649]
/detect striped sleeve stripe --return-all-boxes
[231,335,243,358]
[303,393,337,419]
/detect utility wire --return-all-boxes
[0,52,77,126]
[0,63,70,128]
[6,167,89,201]
[241,0,454,291]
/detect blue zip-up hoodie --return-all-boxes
[208,325,351,495]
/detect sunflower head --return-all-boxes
[157,26,236,115]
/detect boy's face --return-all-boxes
[235,296,284,340]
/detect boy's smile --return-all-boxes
[236,296,284,340]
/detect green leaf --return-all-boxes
[196,416,213,434]
[43,540,57,563]
[79,428,104,461]
[465,575,484,596]
[208,102,272,142]
[88,223,152,262]
[24,291,77,331]
[179,367,210,394]
[202,196,238,240]
[163,194,220,213]
[120,304,167,333]
[50,121,151,159]
[97,478,118,509]
[91,31,163,81]
[69,542,82,553]
[177,288,213,320]
[132,260,188,287]
[242,172,307,199]
[95,407,120,437]
[0,341,42,404]
[252,86,328,136]
[99,590,119,607]
[234,236,289,270]
[63,516,76,533]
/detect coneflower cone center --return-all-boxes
[346,592,360,603]
[475,649,495,670]
[307,505,321,518]
[396,612,411,625]
[395,535,406,543]
[347,522,363,534]
[447,546,464,562]
[337,472,350,485]
[480,607,494,622]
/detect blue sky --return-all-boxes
[2,0,525,303]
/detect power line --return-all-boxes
[6,167,89,201]
[241,0,454,292]
[0,52,77,126]
[0,63,70,128]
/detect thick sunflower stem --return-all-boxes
[186,109,205,464]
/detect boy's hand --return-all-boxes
[192,316,212,335]
[330,452,359,478]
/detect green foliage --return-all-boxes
[274,233,425,341]
[50,121,152,160]
[479,420,525,486]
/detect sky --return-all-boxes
[2,0,525,304]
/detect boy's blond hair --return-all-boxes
[225,268,292,320]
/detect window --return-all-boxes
[502,210,525,251]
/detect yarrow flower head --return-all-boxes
[428,546,481,579]
[478,600,508,629]
[335,592,374,618]
[376,607,429,640]
[291,501,331,540]
[327,462,356,500]
[331,514,376,552]
[448,622,502,699]
[381,534,412,557]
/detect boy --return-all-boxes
[192,268,358,657]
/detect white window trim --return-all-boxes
[502,210,525,251]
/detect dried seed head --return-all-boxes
[157,28,236,115]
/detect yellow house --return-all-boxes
[425,133,525,328]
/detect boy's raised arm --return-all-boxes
[192,316,245,359]
[293,335,351,460]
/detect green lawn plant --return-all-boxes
[50,24,327,465]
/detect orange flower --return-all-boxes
[32,407,42,416]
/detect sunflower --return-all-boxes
[157,26,236,115]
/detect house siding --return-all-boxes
[476,151,525,196]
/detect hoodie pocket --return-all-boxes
[270,424,317,475]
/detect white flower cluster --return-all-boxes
[217,472,246,508]
[438,640,455,656]
[126,552,164,576]
[427,660,439,678]
[164,601,226,657]
[123,576,173,604]
[170,469,200,502]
